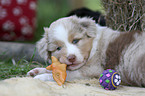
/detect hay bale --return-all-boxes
[102,0,145,32]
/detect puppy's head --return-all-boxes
[37,16,97,70]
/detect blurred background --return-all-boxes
[35,0,104,43]
[0,0,104,43]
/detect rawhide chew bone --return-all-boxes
[46,56,67,86]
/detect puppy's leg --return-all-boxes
[27,68,51,77]
[34,73,54,81]
[27,68,86,81]
[34,70,85,82]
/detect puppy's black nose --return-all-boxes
[67,55,76,62]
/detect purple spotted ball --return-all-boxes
[99,69,121,90]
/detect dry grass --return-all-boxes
[102,0,145,32]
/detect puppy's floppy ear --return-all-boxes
[79,17,97,37]
[36,27,51,61]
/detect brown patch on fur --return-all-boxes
[29,73,35,77]
[68,33,75,43]
[104,30,141,70]
[54,40,64,47]
[80,37,93,59]
[34,69,39,74]
[48,40,64,52]
[68,28,84,43]
[68,28,93,61]
[68,30,93,60]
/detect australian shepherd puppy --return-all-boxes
[27,16,145,87]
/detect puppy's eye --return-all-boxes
[56,47,62,51]
[87,35,91,38]
[72,39,80,44]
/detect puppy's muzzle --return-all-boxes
[67,55,76,63]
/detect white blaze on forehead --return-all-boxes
[53,24,68,42]
[53,24,83,61]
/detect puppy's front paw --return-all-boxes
[27,68,42,77]
[27,68,51,77]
